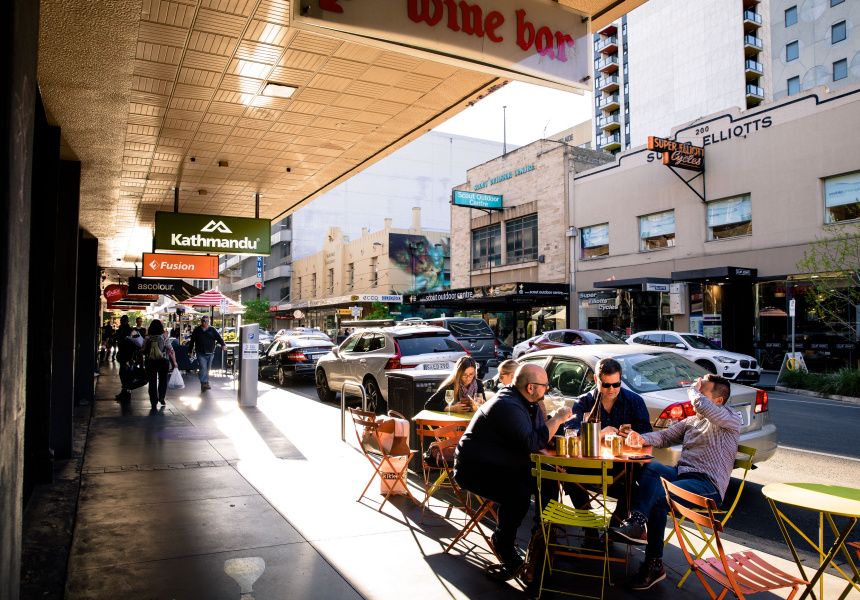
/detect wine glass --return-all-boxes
[445,390,455,411]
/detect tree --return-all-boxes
[242,297,272,330]
[796,223,860,338]
[364,301,391,320]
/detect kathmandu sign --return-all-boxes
[154,212,271,255]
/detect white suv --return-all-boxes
[626,331,762,383]
[315,324,468,413]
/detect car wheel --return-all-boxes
[364,377,386,415]
[278,366,287,386]
[696,360,717,374]
[315,368,335,403]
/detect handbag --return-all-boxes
[167,368,185,390]
[120,363,148,390]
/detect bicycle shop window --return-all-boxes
[506,214,538,264]
[639,210,676,250]
[707,195,752,240]
[825,171,860,223]
[471,223,501,269]
[581,223,609,258]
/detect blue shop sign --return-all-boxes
[452,190,503,210]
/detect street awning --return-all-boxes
[405,282,569,308]
[593,277,673,291]
[671,266,758,282]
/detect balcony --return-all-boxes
[219,255,242,273]
[596,23,617,36]
[746,84,764,100]
[744,34,762,55]
[597,74,620,92]
[743,0,760,7]
[596,55,619,73]
[598,114,620,130]
[597,133,622,151]
[745,58,763,80]
[598,93,620,111]
[597,35,618,54]
[743,10,762,29]
[270,228,292,245]
[264,264,292,280]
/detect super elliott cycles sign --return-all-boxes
[154,212,271,256]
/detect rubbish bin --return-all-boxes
[386,370,450,450]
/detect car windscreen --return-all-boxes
[681,334,723,350]
[445,320,494,338]
[581,330,624,344]
[396,333,463,356]
[616,352,710,393]
[289,336,334,348]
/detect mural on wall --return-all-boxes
[389,234,450,294]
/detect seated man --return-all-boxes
[454,363,573,581]
[610,374,741,590]
[564,358,652,526]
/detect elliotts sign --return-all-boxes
[154,212,271,256]
[142,253,219,279]
[292,0,589,92]
[104,284,127,302]
[647,136,705,172]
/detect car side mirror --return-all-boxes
[528,341,534,346]
[675,343,686,350]
[331,347,340,357]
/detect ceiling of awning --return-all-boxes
[37,0,646,275]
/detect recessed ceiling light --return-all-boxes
[262,82,297,98]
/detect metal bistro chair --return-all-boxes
[532,454,615,600]
[349,407,419,512]
[415,420,471,524]
[662,478,808,600]
[664,445,757,588]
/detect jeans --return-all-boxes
[632,461,722,560]
[565,461,638,520]
[198,352,214,385]
[145,358,169,407]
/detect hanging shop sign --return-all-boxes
[154,212,271,256]
[647,137,704,172]
[104,284,127,302]
[128,277,183,295]
[452,190,503,210]
[292,2,589,93]
[142,252,219,279]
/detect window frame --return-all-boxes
[639,209,676,251]
[785,6,797,27]
[833,58,848,81]
[707,195,753,241]
[787,76,800,96]
[832,20,847,44]
[824,171,860,224]
[505,214,539,264]
[580,223,610,259]
[786,40,799,62]
[471,223,502,270]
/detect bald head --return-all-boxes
[514,363,549,403]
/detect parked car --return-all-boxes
[315,323,468,413]
[626,331,762,383]
[259,333,336,385]
[516,344,777,466]
[495,336,513,360]
[423,317,498,377]
[512,335,541,359]
[526,329,625,354]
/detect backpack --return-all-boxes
[147,335,165,360]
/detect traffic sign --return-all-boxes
[789,299,796,317]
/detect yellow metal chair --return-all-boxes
[531,454,615,600]
[664,445,757,587]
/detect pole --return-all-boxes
[488,234,493,287]
[255,193,260,219]
[503,106,507,155]
[174,187,179,212]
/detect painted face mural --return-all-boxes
[389,234,450,293]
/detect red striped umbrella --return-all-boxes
[181,290,244,311]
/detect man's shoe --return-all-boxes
[609,518,647,545]
[204,382,211,389]
[627,560,666,590]
[581,533,613,552]
[485,558,525,582]
[201,384,206,392]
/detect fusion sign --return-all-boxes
[452,190,503,210]
[292,0,589,92]
[154,212,271,255]
[142,253,219,279]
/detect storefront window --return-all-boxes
[581,224,609,258]
[506,214,538,263]
[825,171,860,223]
[472,224,501,269]
[707,195,752,240]
[639,210,675,250]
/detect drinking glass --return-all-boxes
[445,390,455,411]
[628,434,643,450]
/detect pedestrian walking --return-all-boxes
[114,315,136,400]
[143,319,177,409]
[188,316,226,392]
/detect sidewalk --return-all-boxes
[52,364,851,599]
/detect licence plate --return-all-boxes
[422,362,452,370]
[731,403,751,427]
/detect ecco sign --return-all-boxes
[142,253,219,279]
[129,277,183,295]
[154,212,271,256]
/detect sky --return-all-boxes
[433,81,594,146]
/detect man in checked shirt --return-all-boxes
[609,374,741,590]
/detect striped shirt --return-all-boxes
[641,386,741,501]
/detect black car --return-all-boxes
[423,317,498,377]
[259,334,336,385]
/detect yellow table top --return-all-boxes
[412,409,475,422]
[762,483,860,518]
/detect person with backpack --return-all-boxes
[143,319,177,409]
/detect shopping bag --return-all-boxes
[120,364,148,390]
[380,455,411,495]
[376,414,410,456]
[168,368,185,390]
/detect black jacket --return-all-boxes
[425,379,486,411]
[189,326,225,354]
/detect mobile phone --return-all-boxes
[626,454,653,460]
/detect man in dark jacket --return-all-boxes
[454,363,573,580]
[114,315,136,400]
[188,317,226,392]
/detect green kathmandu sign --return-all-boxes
[154,212,271,255]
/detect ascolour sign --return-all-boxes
[129,277,183,295]
[154,212,271,256]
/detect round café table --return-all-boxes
[762,483,860,600]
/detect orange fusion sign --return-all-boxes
[142,253,218,279]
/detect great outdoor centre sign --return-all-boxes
[292,0,590,93]
[452,190,503,210]
[154,212,271,256]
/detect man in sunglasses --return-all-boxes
[188,317,227,392]
[563,357,652,544]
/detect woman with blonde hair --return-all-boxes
[496,359,518,387]
[425,356,486,413]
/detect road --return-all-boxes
[277,376,860,568]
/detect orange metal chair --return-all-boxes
[349,407,419,512]
[662,478,808,600]
[415,419,471,524]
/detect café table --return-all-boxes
[762,483,860,600]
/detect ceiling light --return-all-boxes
[261,82,297,99]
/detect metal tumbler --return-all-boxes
[582,422,601,457]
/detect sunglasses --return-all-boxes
[600,381,622,389]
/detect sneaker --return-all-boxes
[609,518,647,545]
[627,560,666,590]
[204,383,211,390]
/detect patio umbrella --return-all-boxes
[149,299,201,316]
[181,290,245,314]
